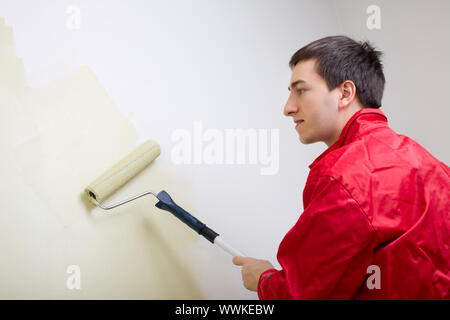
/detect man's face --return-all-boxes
[284,59,341,147]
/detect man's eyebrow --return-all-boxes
[288,79,307,91]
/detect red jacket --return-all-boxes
[258,108,450,299]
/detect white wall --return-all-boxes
[0,0,447,300]
[0,0,340,299]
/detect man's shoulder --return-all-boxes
[311,128,444,179]
[306,128,449,207]
[303,128,450,246]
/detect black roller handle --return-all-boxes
[154,190,219,243]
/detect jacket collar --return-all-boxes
[308,108,388,169]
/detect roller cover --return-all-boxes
[85,140,161,203]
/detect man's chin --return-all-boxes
[299,135,315,145]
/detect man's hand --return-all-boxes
[232,256,275,292]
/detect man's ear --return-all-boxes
[338,80,356,109]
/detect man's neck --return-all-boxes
[324,106,363,147]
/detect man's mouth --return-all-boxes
[295,120,304,128]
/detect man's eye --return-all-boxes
[297,89,305,95]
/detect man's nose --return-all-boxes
[283,100,298,117]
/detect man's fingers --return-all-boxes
[232,256,252,266]
[232,256,243,266]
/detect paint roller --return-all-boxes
[85,140,245,257]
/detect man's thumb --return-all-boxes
[232,256,247,266]
[233,256,250,266]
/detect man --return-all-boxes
[232,36,450,299]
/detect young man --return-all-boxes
[232,36,450,299]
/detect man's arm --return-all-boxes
[247,175,376,299]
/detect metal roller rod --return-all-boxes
[90,191,245,257]
[89,190,158,210]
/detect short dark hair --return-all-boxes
[289,35,385,109]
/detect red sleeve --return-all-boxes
[258,175,376,299]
